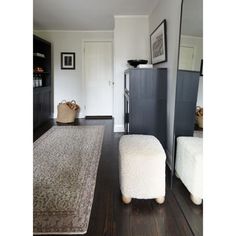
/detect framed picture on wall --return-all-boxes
[150,19,167,64]
[200,59,203,76]
[61,52,75,69]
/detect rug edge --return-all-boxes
[33,230,87,235]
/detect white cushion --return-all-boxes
[119,135,166,199]
[175,137,203,198]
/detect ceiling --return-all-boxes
[34,0,159,30]
[181,0,203,37]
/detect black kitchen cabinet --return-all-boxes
[124,68,167,149]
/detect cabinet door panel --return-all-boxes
[128,68,167,149]
[175,70,200,137]
[33,93,39,127]
[33,89,51,129]
[40,90,51,124]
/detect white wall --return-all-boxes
[113,16,149,132]
[33,30,113,118]
[149,0,182,169]
[180,35,203,71]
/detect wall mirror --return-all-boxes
[172,0,203,235]
[178,0,203,111]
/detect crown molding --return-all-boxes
[33,29,114,33]
[114,15,149,18]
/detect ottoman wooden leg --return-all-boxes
[190,194,202,205]
[155,196,165,204]
[122,195,132,204]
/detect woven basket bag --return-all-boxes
[56,100,80,123]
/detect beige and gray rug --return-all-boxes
[33,125,104,235]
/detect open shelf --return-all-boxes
[34,86,51,91]
[33,35,52,129]
[34,54,46,59]
[33,71,50,74]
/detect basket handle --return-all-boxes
[71,100,76,104]
[61,100,67,104]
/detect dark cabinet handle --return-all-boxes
[125,113,129,123]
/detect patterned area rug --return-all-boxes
[33,126,104,234]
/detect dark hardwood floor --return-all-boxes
[34,119,203,236]
[172,177,203,236]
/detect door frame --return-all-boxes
[82,39,114,117]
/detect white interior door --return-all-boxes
[179,46,194,70]
[84,41,113,116]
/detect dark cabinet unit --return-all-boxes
[174,70,200,138]
[124,68,167,149]
[33,35,52,129]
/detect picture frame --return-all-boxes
[61,52,75,70]
[200,59,203,76]
[150,19,167,64]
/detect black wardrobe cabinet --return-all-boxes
[124,68,167,149]
[174,70,200,138]
[33,35,52,129]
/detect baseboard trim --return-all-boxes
[114,124,124,132]
[53,113,85,119]
[85,116,112,119]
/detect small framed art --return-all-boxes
[150,19,167,64]
[61,52,75,70]
[200,59,203,76]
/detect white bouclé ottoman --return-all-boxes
[175,137,203,205]
[119,135,166,204]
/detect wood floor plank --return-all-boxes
[172,177,203,236]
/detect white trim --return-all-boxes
[82,39,114,42]
[114,124,124,132]
[34,30,114,33]
[82,39,114,117]
[114,15,149,18]
[181,34,203,39]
